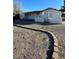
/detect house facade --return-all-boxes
[23,8,62,23]
[59,7,65,21]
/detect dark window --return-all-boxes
[62,19,65,21]
[36,13,40,15]
[61,14,65,17]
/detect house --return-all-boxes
[59,7,65,21]
[22,8,62,23]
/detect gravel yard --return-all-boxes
[13,23,65,59]
[13,26,49,59]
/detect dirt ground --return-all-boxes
[13,26,49,59]
[13,23,65,59]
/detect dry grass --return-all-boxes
[13,23,65,59]
[13,26,49,59]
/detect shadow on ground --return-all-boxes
[13,19,61,25]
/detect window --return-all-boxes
[48,12,53,18]
[62,14,65,17]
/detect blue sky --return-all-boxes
[13,0,64,12]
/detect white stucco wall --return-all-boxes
[41,9,62,23]
[35,18,44,22]
[25,9,62,23]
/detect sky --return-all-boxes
[13,0,64,12]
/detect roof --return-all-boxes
[59,9,65,11]
[24,8,59,14]
[43,8,59,11]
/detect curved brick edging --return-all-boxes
[47,31,60,59]
[14,25,60,59]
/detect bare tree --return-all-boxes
[13,0,24,20]
[13,1,21,16]
[13,0,21,15]
[60,0,65,11]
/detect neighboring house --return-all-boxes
[59,7,65,21]
[23,8,62,23]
